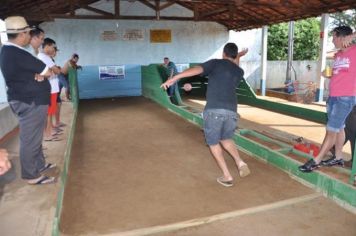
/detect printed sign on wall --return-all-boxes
[150,29,171,43]
[101,31,118,41]
[123,29,144,41]
[99,65,125,80]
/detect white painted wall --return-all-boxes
[41,19,228,66]
[41,19,228,65]
[40,0,228,67]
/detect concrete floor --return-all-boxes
[0,97,355,236]
[0,102,73,236]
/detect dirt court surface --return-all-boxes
[60,97,355,236]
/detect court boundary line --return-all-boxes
[99,193,321,236]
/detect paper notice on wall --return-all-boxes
[150,29,171,43]
[123,29,144,41]
[99,65,125,80]
[101,31,118,41]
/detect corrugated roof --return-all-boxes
[1,0,355,30]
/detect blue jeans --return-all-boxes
[167,82,177,97]
[203,109,237,145]
[326,96,356,132]
[58,73,68,90]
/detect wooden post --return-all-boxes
[155,0,160,20]
[115,0,120,18]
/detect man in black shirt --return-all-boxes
[161,43,250,187]
[0,16,55,185]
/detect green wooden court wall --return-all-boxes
[142,64,356,209]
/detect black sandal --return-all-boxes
[28,175,56,185]
[39,163,56,173]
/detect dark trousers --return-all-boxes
[167,82,177,97]
[9,101,48,179]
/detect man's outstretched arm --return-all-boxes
[161,66,203,90]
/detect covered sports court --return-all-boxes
[0,1,356,236]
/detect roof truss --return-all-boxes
[1,0,355,31]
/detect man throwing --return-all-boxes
[161,43,250,187]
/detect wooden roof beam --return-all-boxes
[155,0,160,20]
[160,1,176,10]
[200,7,229,19]
[137,0,156,10]
[69,0,75,16]
[77,4,114,16]
[115,0,120,17]
[49,13,195,21]
[193,3,199,20]
[177,0,244,4]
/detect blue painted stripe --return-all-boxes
[77,65,142,99]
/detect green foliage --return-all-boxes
[267,22,288,60]
[331,10,356,30]
[267,18,320,60]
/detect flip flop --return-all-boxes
[28,175,56,185]
[55,123,66,128]
[54,127,63,132]
[44,137,62,142]
[39,163,56,173]
[52,131,63,136]
[238,163,251,178]
[216,177,233,187]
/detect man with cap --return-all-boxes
[0,16,56,185]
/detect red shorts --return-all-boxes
[48,93,58,115]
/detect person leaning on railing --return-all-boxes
[61,53,82,101]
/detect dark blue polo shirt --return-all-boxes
[0,44,50,105]
[201,59,244,112]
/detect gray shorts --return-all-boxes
[203,109,237,145]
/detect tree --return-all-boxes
[331,10,356,29]
[267,18,320,60]
[267,22,288,60]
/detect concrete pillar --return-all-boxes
[260,26,268,96]
[317,14,329,102]
[286,21,294,82]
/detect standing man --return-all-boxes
[299,26,356,172]
[0,16,56,184]
[62,53,81,101]
[161,43,250,187]
[163,57,178,102]
[38,38,61,141]
[28,26,45,56]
